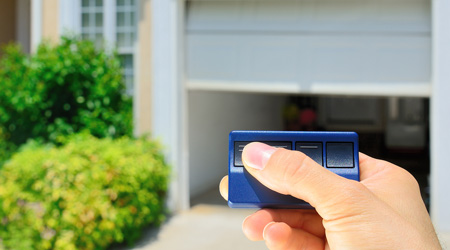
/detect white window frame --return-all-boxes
[31,0,42,53]
[60,0,82,35]
[60,0,137,95]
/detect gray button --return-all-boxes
[326,142,354,168]
[234,141,291,167]
[295,142,323,166]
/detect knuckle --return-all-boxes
[280,151,312,189]
[387,163,420,190]
[398,168,421,191]
[374,158,421,192]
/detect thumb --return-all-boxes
[242,142,368,219]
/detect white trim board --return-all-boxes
[187,80,431,97]
[59,0,81,35]
[431,0,450,233]
[152,0,189,212]
[31,0,42,53]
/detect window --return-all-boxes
[80,0,137,96]
[121,54,134,94]
[116,0,136,49]
[81,0,103,48]
[116,0,136,96]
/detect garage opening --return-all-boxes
[185,0,431,208]
[189,93,430,210]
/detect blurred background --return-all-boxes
[1,0,450,249]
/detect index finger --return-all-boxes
[219,175,229,200]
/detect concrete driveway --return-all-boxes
[114,186,450,250]
[125,204,266,250]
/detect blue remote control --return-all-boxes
[228,131,360,209]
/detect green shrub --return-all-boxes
[0,37,132,151]
[0,128,16,166]
[0,134,169,250]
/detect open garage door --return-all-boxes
[186,0,431,96]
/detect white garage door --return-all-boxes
[186,0,431,96]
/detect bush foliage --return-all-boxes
[0,37,169,250]
[0,37,132,161]
[0,134,170,250]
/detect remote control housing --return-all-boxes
[228,131,360,209]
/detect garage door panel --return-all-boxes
[187,35,240,79]
[309,36,430,82]
[368,37,431,82]
[187,0,430,33]
[237,36,300,81]
[187,34,430,83]
[186,0,431,96]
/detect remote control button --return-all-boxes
[295,142,323,166]
[234,141,291,167]
[326,142,354,168]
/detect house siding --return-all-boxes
[135,0,153,136]
[42,0,60,43]
[0,0,17,56]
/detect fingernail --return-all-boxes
[242,142,277,170]
[262,222,277,241]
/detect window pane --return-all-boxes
[120,54,134,95]
[120,54,134,96]
[117,0,125,6]
[130,12,135,26]
[95,13,103,27]
[124,55,133,68]
[95,0,103,7]
[117,12,125,27]
[82,13,90,27]
[82,0,90,7]
[125,76,134,95]
[117,32,126,47]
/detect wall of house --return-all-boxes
[0,0,17,56]
[16,0,31,53]
[42,0,60,43]
[135,0,153,136]
[188,91,286,198]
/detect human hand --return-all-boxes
[219,142,441,249]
